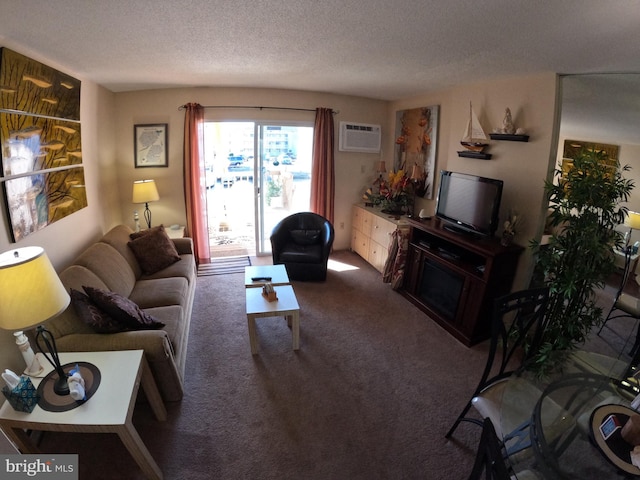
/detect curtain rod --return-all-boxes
[177,104,338,114]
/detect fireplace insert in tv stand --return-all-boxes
[400,218,523,346]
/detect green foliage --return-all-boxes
[266,177,282,206]
[529,148,634,374]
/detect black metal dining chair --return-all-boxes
[446,287,550,455]
[598,246,640,364]
[468,418,542,480]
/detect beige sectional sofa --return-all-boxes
[36,225,196,402]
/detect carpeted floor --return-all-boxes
[34,251,632,479]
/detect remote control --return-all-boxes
[251,276,272,281]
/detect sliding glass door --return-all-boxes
[203,122,313,258]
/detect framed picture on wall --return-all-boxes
[134,123,168,167]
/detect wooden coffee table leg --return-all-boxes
[291,311,300,350]
[117,420,163,480]
[247,314,258,354]
[140,356,167,421]
[1,424,39,453]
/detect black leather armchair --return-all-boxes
[270,212,335,281]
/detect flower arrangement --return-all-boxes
[379,169,411,214]
[362,169,412,214]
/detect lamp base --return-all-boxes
[35,325,70,396]
[53,371,70,396]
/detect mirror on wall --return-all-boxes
[559,73,640,237]
[560,74,640,146]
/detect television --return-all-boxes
[435,170,503,237]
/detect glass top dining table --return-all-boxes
[502,351,640,479]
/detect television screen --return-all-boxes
[435,171,503,237]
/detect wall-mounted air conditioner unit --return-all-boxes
[339,121,381,153]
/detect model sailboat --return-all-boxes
[460,102,489,152]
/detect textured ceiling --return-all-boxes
[1,0,640,145]
[0,0,639,100]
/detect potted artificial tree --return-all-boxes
[529,148,634,374]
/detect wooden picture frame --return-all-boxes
[134,123,168,168]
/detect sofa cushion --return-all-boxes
[140,253,196,284]
[75,243,137,297]
[70,288,124,333]
[44,265,111,339]
[129,277,189,309]
[290,229,321,245]
[128,226,181,275]
[83,286,165,330]
[100,224,143,278]
[142,305,184,354]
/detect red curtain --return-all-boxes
[183,103,210,264]
[310,107,335,223]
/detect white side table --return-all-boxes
[244,264,290,288]
[166,226,186,239]
[245,285,300,354]
[0,350,166,480]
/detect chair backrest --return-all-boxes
[476,287,550,392]
[467,418,511,480]
[271,212,335,248]
[614,246,634,301]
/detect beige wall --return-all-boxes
[114,87,389,250]
[388,72,561,291]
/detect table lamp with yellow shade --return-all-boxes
[0,247,71,395]
[132,179,160,229]
[625,211,640,248]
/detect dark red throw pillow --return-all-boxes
[70,288,125,333]
[82,286,165,330]
[128,225,181,275]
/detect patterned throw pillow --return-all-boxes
[127,225,181,275]
[82,286,165,330]
[70,288,125,333]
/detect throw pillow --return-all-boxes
[82,286,165,330]
[290,229,321,245]
[128,225,181,275]
[69,288,125,333]
[129,224,163,240]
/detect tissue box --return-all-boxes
[2,376,40,413]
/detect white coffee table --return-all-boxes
[245,284,300,354]
[0,350,166,480]
[244,264,290,287]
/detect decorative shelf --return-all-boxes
[457,151,492,160]
[489,133,530,142]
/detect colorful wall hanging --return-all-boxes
[0,47,86,242]
[394,105,439,199]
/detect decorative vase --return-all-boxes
[381,198,406,215]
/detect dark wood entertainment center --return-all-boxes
[400,217,523,346]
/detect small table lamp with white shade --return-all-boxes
[132,179,160,229]
[0,247,71,394]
